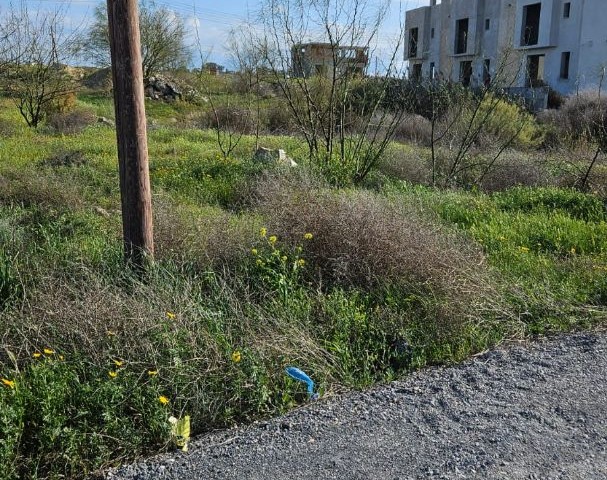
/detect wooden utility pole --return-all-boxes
[107,0,154,270]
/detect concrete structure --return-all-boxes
[291,43,369,78]
[405,0,607,96]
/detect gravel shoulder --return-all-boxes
[106,332,607,480]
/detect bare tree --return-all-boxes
[577,67,607,192]
[82,1,190,82]
[0,2,80,128]
[255,0,408,185]
[424,46,532,187]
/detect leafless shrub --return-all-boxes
[0,168,83,209]
[378,146,430,185]
[540,90,607,146]
[254,172,491,292]
[47,107,97,134]
[391,113,432,145]
[153,193,259,268]
[195,105,256,135]
[478,152,554,192]
[263,104,299,135]
[40,149,88,168]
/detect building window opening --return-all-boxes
[430,62,436,79]
[408,28,418,58]
[483,59,491,87]
[526,54,545,87]
[411,63,422,81]
[521,3,541,46]
[563,2,571,18]
[560,51,570,79]
[455,18,469,54]
[431,27,435,39]
[459,60,472,86]
[485,18,490,31]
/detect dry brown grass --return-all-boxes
[47,108,97,135]
[253,172,493,296]
[152,193,261,268]
[0,167,84,209]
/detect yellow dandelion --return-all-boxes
[32,352,41,358]
[297,259,306,267]
[166,311,176,320]
[113,359,124,367]
[58,355,65,361]
[260,227,267,237]
[159,395,170,405]
[43,348,55,355]
[148,370,159,376]
[1,378,15,389]
[231,350,242,363]
[268,235,277,244]
[570,247,576,255]
[519,246,530,253]
[251,248,258,256]
[304,233,313,240]
[108,371,118,378]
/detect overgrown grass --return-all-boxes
[1,93,606,479]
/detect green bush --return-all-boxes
[0,355,169,479]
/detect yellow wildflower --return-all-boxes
[159,395,170,405]
[113,359,124,367]
[1,378,15,389]
[108,371,118,378]
[58,355,64,361]
[281,256,288,262]
[297,259,306,267]
[269,235,277,244]
[32,352,41,358]
[304,233,313,240]
[43,348,54,355]
[148,370,159,376]
[260,227,267,237]
[231,351,242,363]
[166,311,176,320]
[251,248,258,256]
[256,259,264,266]
[570,247,576,255]
[519,246,529,253]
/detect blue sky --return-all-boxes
[22,0,428,68]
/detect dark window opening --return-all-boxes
[485,18,490,31]
[430,62,436,79]
[483,59,491,86]
[411,63,422,81]
[455,18,469,54]
[521,3,541,46]
[431,27,435,39]
[564,2,571,18]
[526,54,545,87]
[560,51,570,79]
[460,60,472,86]
[408,28,419,58]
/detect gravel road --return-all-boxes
[106,332,607,480]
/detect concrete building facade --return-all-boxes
[405,0,607,95]
[291,43,369,78]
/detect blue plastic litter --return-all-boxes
[285,366,319,400]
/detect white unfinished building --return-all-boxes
[405,0,607,96]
